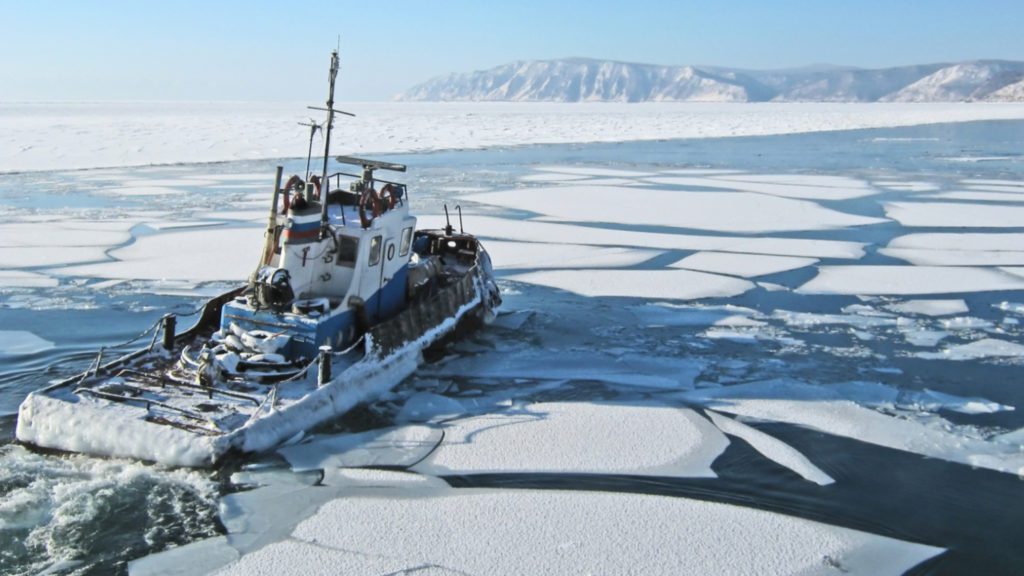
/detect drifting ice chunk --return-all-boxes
[798,266,1024,295]
[481,241,659,269]
[646,174,877,201]
[884,201,1024,228]
[704,410,834,486]
[632,303,764,327]
[464,185,886,233]
[672,252,818,278]
[680,379,1024,476]
[54,227,264,282]
[417,214,867,259]
[413,402,729,477]
[884,299,968,317]
[216,489,944,576]
[505,269,754,300]
[0,271,57,288]
[915,338,1024,361]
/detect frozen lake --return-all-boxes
[2,119,1023,575]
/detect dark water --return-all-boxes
[1,120,1023,575]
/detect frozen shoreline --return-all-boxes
[4,101,1024,172]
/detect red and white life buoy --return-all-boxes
[359,187,382,228]
[379,183,398,210]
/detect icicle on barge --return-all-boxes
[15,52,500,467]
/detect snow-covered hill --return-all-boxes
[398,59,1024,103]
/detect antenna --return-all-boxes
[318,50,340,239]
[298,119,322,181]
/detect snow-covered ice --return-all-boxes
[413,402,728,477]
[672,251,818,278]
[884,299,969,317]
[646,174,878,200]
[466,185,885,233]
[6,101,1024,172]
[704,409,835,486]
[213,488,942,576]
[680,379,1024,475]
[505,269,755,300]
[884,201,1024,228]
[915,338,1024,361]
[53,226,263,282]
[798,266,1024,295]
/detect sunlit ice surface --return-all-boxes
[2,118,1023,574]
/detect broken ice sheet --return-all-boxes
[672,251,818,278]
[704,409,834,486]
[412,401,728,477]
[632,302,765,327]
[219,489,942,576]
[884,201,1024,228]
[798,266,1024,295]
[884,299,969,317]
[646,174,878,201]
[504,269,754,300]
[481,240,660,269]
[915,338,1024,362]
[464,185,885,233]
[678,379,1024,476]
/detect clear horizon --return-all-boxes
[3,0,1023,102]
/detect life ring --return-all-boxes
[359,187,382,228]
[281,175,304,214]
[379,183,398,210]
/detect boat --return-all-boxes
[15,51,501,468]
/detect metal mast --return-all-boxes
[318,50,340,238]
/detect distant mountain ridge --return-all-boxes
[397,58,1024,102]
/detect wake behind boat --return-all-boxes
[15,52,501,467]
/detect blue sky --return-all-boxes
[3,0,1023,101]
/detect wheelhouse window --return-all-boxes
[369,235,382,266]
[399,227,413,256]
[336,234,359,267]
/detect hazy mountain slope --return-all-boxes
[398,59,1024,102]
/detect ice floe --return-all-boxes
[881,232,1024,266]
[419,214,867,259]
[213,488,942,576]
[53,226,263,282]
[463,186,885,233]
[915,338,1024,361]
[872,181,940,192]
[672,251,818,278]
[0,330,55,356]
[884,201,1024,228]
[925,191,1024,202]
[704,409,834,485]
[504,269,754,300]
[413,402,728,477]
[480,241,659,270]
[0,271,58,288]
[646,174,877,201]
[678,379,1024,475]
[632,303,765,327]
[798,266,1024,295]
[883,299,969,317]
